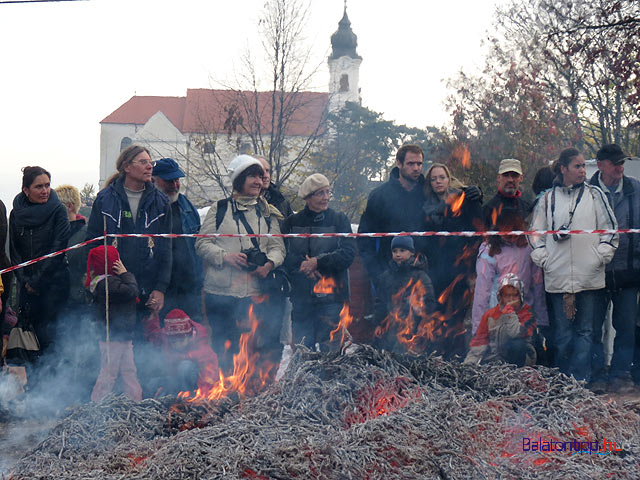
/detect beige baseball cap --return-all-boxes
[498,158,523,175]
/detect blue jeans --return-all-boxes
[549,290,605,382]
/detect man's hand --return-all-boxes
[224,252,249,270]
[146,290,165,314]
[299,255,318,276]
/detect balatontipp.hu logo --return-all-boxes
[523,436,624,455]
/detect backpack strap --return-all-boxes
[216,198,229,231]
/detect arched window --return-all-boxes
[339,74,349,92]
[120,137,132,151]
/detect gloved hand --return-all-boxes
[463,185,482,203]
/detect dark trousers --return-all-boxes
[501,338,528,367]
[291,298,342,351]
[549,289,604,382]
[592,286,639,381]
[204,293,283,374]
[161,289,203,324]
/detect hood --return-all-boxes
[12,189,63,228]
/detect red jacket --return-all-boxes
[143,314,219,392]
[469,303,534,348]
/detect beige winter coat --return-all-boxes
[196,194,285,298]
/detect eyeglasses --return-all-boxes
[132,159,157,167]
[311,189,333,199]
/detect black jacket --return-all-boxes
[86,177,172,297]
[374,254,436,324]
[9,190,70,293]
[67,217,89,305]
[92,272,139,341]
[422,189,482,295]
[264,183,293,221]
[358,167,425,284]
[482,190,531,229]
[282,206,356,302]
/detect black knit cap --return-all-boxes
[391,236,415,252]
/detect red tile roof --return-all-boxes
[101,89,328,137]
[101,96,186,130]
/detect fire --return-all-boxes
[491,204,503,228]
[447,191,465,217]
[453,144,471,169]
[179,303,264,403]
[330,303,354,345]
[313,276,336,294]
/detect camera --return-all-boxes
[552,224,571,242]
[241,247,269,271]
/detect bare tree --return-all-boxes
[219,0,328,187]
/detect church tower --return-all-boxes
[328,3,362,113]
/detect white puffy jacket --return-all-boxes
[528,182,618,293]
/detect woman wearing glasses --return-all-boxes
[281,173,356,351]
[86,145,172,317]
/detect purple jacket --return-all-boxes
[472,241,548,334]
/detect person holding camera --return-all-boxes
[528,147,618,382]
[281,174,356,351]
[196,155,285,373]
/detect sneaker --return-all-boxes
[609,376,636,394]
[587,380,608,395]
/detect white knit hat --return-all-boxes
[298,173,330,199]
[228,155,263,185]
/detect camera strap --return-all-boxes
[551,183,585,231]
[231,199,261,250]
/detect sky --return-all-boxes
[0,0,500,208]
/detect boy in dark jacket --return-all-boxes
[87,245,142,402]
[373,236,436,353]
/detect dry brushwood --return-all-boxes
[9,344,640,479]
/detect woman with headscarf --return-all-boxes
[421,162,483,358]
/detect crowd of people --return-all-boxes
[1,142,639,408]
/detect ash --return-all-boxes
[9,344,640,479]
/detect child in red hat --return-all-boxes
[87,245,142,402]
[143,308,219,395]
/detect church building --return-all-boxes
[99,6,362,206]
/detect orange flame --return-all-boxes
[313,276,336,294]
[446,191,465,217]
[330,303,354,345]
[179,303,264,403]
[491,204,503,228]
[453,144,471,169]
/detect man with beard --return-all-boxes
[152,158,203,322]
[483,159,531,229]
[358,144,425,289]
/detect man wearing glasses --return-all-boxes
[281,173,356,351]
[589,144,640,393]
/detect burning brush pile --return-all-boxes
[9,344,640,479]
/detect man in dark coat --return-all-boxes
[0,199,11,336]
[483,158,531,229]
[589,144,640,393]
[282,174,356,351]
[152,158,203,322]
[358,145,425,289]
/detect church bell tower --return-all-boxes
[328,2,362,113]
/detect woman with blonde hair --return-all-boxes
[422,162,483,358]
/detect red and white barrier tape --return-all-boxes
[0,228,631,276]
[0,236,104,275]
